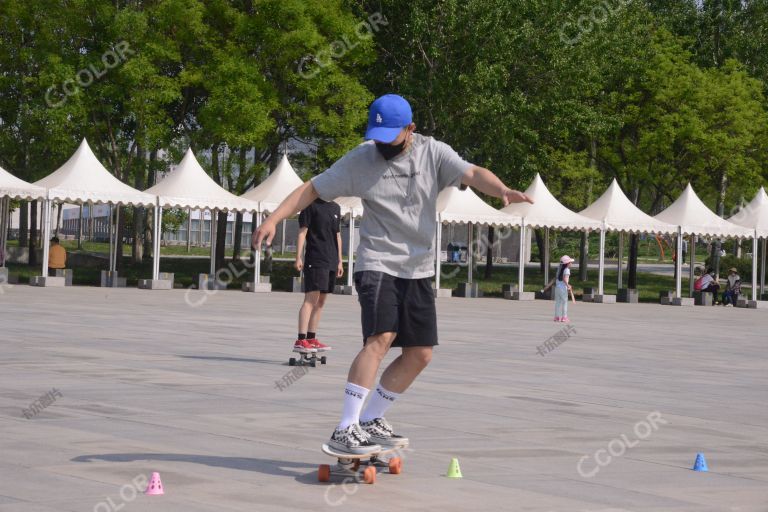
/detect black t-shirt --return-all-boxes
[299,199,341,269]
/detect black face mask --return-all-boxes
[376,137,407,160]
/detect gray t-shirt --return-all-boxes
[311,133,472,279]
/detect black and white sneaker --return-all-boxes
[359,417,409,447]
[328,423,381,455]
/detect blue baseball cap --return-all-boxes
[365,94,413,143]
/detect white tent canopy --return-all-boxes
[1,166,45,269]
[728,186,768,301]
[654,183,753,300]
[580,179,677,295]
[239,154,305,289]
[145,148,259,282]
[437,186,520,226]
[241,154,303,213]
[502,174,601,231]
[580,179,677,235]
[654,183,753,239]
[436,186,520,289]
[335,196,363,218]
[728,187,768,238]
[0,165,46,200]
[34,139,155,206]
[31,139,156,279]
[502,174,600,295]
[147,148,257,212]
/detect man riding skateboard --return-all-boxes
[254,94,532,455]
[293,198,343,354]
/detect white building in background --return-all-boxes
[58,206,266,248]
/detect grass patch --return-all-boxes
[440,264,687,302]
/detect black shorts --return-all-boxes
[354,271,438,347]
[304,267,336,294]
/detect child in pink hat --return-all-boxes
[554,255,574,322]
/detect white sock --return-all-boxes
[360,383,400,422]
[338,382,369,429]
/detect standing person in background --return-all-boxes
[554,255,573,323]
[293,199,343,354]
[722,267,741,307]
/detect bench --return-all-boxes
[693,291,713,306]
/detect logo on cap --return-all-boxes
[376,113,383,124]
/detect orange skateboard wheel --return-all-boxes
[318,464,331,482]
[363,466,376,484]
[389,457,402,474]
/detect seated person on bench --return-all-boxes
[48,237,67,277]
[696,268,720,304]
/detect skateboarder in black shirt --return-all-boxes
[293,198,343,353]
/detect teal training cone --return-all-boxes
[446,458,462,478]
[693,453,708,472]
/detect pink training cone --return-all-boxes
[145,472,164,495]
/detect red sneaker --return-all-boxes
[293,339,317,353]
[308,338,332,351]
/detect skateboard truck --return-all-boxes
[288,350,326,367]
[318,444,405,484]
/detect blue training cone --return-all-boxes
[692,453,708,472]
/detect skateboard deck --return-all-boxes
[318,443,408,484]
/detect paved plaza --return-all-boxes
[0,284,767,511]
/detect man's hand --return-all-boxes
[337,261,344,278]
[252,219,277,251]
[502,188,534,207]
[295,257,304,272]
[461,166,534,206]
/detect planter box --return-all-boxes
[454,282,480,298]
[198,273,227,290]
[138,279,172,290]
[100,271,126,288]
[617,288,638,303]
[693,291,713,306]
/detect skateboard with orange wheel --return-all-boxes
[318,443,407,484]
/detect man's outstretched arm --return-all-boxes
[253,181,319,248]
[461,166,533,206]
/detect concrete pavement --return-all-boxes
[0,285,766,511]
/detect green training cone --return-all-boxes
[446,457,463,478]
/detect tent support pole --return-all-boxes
[689,235,695,297]
[518,222,525,292]
[77,204,83,249]
[435,220,442,290]
[617,232,623,289]
[41,199,52,278]
[761,238,766,297]
[0,196,8,268]
[543,227,550,285]
[752,234,758,301]
[186,208,192,253]
[209,209,217,277]
[254,211,261,287]
[347,214,355,288]
[598,228,606,295]
[152,205,162,280]
[281,219,287,255]
[108,203,114,272]
[113,206,120,272]
[675,227,683,298]
[467,222,473,284]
